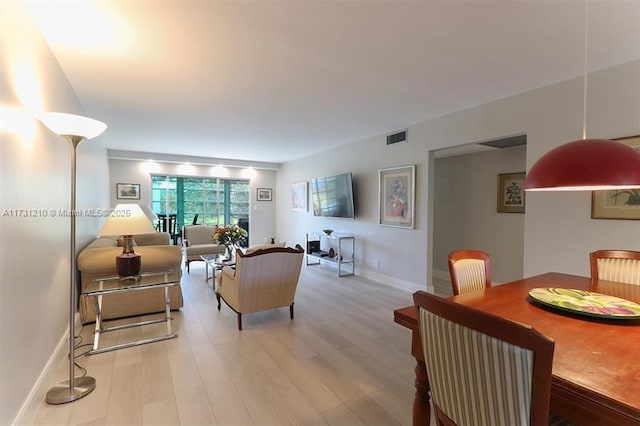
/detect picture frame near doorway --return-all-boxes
[291,181,307,212]
[497,172,525,213]
[379,165,415,228]
[257,188,272,201]
[116,183,140,200]
[591,135,640,220]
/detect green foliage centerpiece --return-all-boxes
[213,224,248,259]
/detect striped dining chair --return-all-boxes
[413,291,556,426]
[590,250,640,285]
[448,249,491,295]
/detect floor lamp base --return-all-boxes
[45,376,96,404]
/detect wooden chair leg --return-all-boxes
[237,313,242,330]
[290,303,294,319]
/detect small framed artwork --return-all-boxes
[291,181,307,212]
[379,165,415,228]
[497,172,525,213]
[116,183,140,200]
[257,188,272,201]
[592,135,640,220]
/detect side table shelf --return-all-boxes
[305,232,355,277]
[86,271,178,355]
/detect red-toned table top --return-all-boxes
[395,272,640,421]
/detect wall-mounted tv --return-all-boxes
[311,172,355,219]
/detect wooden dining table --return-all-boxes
[394,272,640,426]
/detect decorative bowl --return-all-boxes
[322,229,333,236]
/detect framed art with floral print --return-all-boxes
[497,172,525,213]
[591,135,640,220]
[379,165,415,228]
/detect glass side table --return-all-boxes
[85,271,178,355]
[200,254,235,286]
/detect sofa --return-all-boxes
[77,232,183,324]
[182,225,225,272]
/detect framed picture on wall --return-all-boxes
[379,165,415,228]
[291,181,307,212]
[257,188,272,201]
[497,172,525,213]
[591,135,640,220]
[116,183,140,200]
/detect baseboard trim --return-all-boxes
[12,320,70,425]
[432,268,450,281]
[359,267,430,294]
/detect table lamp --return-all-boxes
[98,203,156,277]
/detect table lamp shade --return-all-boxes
[98,204,157,277]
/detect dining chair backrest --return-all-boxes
[590,250,640,286]
[413,291,555,426]
[448,249,491,295]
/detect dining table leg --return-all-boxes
[411,327,431,426]
[395,306,432,425]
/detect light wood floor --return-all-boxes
[28,262,437,425]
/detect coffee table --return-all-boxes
[85,271,178,355]
[200,254,235,285]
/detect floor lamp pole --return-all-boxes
[45,135,96,404]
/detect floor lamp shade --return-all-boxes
[98,204,157,277]
[38,112,106,405]
[38,112,107,140]
[524,139,640,191]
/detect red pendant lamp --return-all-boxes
[524,139,640,191]
[524,1,640,192]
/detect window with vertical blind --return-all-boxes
[151,175,249,228]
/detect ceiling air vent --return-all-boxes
[387,130,407,146]
[479,134,527,149]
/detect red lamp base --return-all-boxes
[116,252,141,277]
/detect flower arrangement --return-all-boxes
[213,224,248,257]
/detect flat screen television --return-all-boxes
[311,172,355,219]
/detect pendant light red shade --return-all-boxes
[524,139,640,191]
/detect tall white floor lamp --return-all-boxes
[38,112,107,404]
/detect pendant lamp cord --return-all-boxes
[582,0,589,140]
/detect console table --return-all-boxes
[85,271,178,355]
[305,232,354,277]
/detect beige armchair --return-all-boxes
[216,244,304,330]
[182,225,225,272]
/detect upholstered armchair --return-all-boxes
[182,225,225,272]
[216,244,304,330]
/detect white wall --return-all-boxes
[277,135,429,292]
[432,146,526,284]
[0,2,110,423]
[277,59,640,291]
[108,159,278,246]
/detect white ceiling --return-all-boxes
[28,1,640,164]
